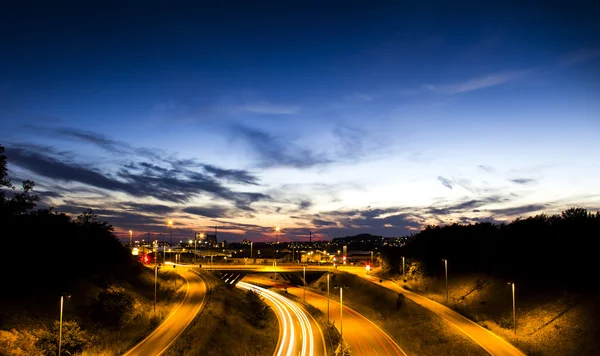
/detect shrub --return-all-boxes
[90,290,134,328]
[244,290,269,329]
[36,320,88,356]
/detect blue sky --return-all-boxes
[1,1,599,242]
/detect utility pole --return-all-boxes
[327,273,330,322]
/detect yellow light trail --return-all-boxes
[237,281,314,356]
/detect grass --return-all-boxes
[397,272,600,356]
[163,270,278,356]
[0,266,185,356]
[311,271,488,356]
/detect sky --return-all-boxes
[1,1,599,242]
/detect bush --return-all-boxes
[90,290,134,328]
[244,290,269,329]
[36,320,88,356]
[0,329,41,356]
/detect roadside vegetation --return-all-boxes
[164,270,278,356]
[0,144,185,355]
[380,207,600,355]
[310,271,487,356]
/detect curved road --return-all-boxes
[345,267,526,356]
[123,267,208,356]
[244,276,406,356]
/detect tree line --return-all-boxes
[382,208,600,292]
[0,144,140,303]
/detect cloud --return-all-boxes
[7,144,270,209]
[311,219,338,227]
[437,176,454,189]
[298,200,312,210]
[183,206,232,218]
[428,196,508,216]
[490,204,547,217]
[510,178,536,185]
[240,101,301,115]
[233,125,330,168]
[123,202,177,215]
[201,164,259,185]
[425,69,531,94]
[478,165,495,173]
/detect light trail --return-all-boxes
[237,281,315,356]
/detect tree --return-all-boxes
[244,290,270,328]
[90,290,134,328]
[36,321,88,356]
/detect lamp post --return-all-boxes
[508,282,516,336]
[334,285,349,342]
[129,230,133,247]
[274,226,280,281]
[443,259,448,303]
[327,273,330,322]
[370,251,373,267]
[154,263,158,314]
[250,241,253,262]
[402,256,405,277]
[167,220,173,250]
[58,293,70,356]
[303,265,306,302]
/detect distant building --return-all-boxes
[205,233,218,247]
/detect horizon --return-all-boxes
[1,1,599,242]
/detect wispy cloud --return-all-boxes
[425,69,532,94]
[510,178,536,185]
[437,176,454,189]
[232,125,330,168]
[240,101,301,115]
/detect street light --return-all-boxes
[129,230,133,246]
[370,251,373,266]
[326,273,331,322]
[303,265,306,302]
[167,220,173,248]
[58,293,71,356]
[442,259,448,303]
[402,256,405,277]
[334,285,349,342]
[508,282,516,336]
[250,241,253,262]
[154,263,158,314]
[274,226,280,281]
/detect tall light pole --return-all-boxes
[303,265,306,302]
[250,241,253,262]
[327,273,330,322]
[129,230,133,246]
[168,220,173,249]
[508,282,516,336]
[402,256,405,277]
[370,251,373,266]
[443,259,448,303]
[334,285,349,342]
[58,293,70,356]
[154,263,158,314]
[273,226,280,281]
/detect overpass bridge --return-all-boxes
[202,264,336,286]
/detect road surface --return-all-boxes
[123,267,208,356]
[244,276,406,356]
[344,267,526,356]
[237,281,326,356]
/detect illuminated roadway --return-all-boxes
[244,276,406,356]
[123,267,208,356]
[345,267,527,356]
[237,281,326,356]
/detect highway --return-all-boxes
[244,276,407,356]
[123,267,208,356]
[345,267,526,356]
[237,281,326,356]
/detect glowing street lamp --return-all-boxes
[129,230,133,246]
[334,284,349,341]
[167,220,173,247]
[442,259,448,303]
[508,282,516,336]
[58,293,71,356]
